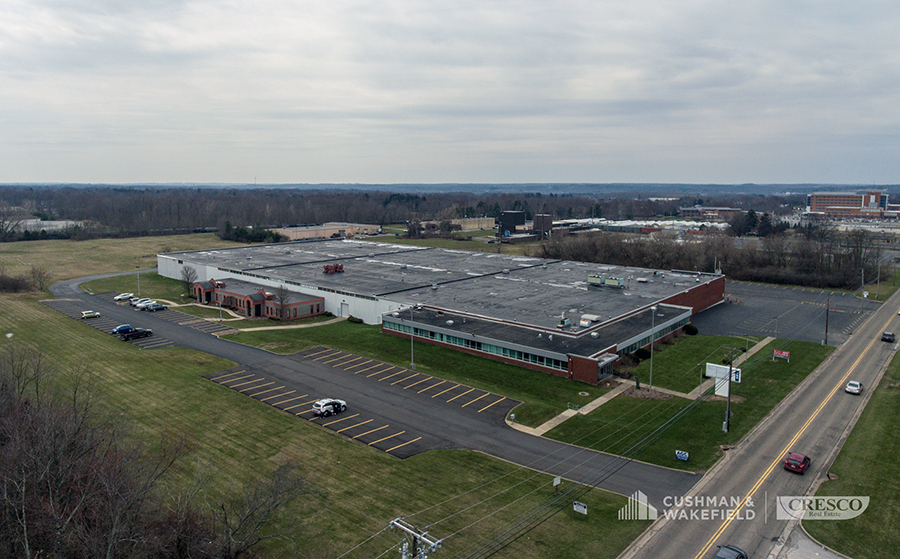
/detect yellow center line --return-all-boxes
[447,387,475,403]
[386,437,422,454]
[391,373,420,386]
[218,373,254,384]
[418,380,446,394]
[356,362,385,374]
[241,381,274,393]
[368,431,406,446]
[247,384,285,397]
[478,396,506,413]
[271,393,307,406]
[337,419,373,433]
[694,321,885,559]
[404,376,434,390]
[260,390,295,402]
[209,370,246,381]
[230,377,266,389]
[352,425,388,439]
[324,413,359,426]
[338,356,366,368]
[432,383,460,398]
[461,392,491,408]
[345,359,374,370]
[377,369,406,381]
[303,347,333,359]
[313,350,342,361]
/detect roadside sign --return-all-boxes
[773,349,790,362]
[676,450,689,461]
[573,501,587,515]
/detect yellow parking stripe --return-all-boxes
[404,376,433,390]
[322,353,349,364]
[260,389,295,402]
[339,356,366,368]
[377,369,406,381]
[353,425,388,439]
[337,419,373,433]
[391,373,419,385]
[368,431,405,446]
[418,380,445,394]
[230,377,266,389]
[356,362,385,374]
[461,392,490,408]
[324,414,359,426]
[478,396,505,413]
[386,437,422,454]
[304,347,333,358]
[241,381,274,393]
[220,374,255,385]
[247,384,284,397]
[432,383,460,398]
[210,370,246,381]
[447,387,475,403]
[345,359,373,370]
[272,393,307,406]
[313,350,342,361]
[287,399,318,412]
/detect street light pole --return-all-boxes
[136,265,140,297]
[409,305,415,370]
[649,306,657,392]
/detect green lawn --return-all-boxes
[224,322,609,427]
[545,339,832,471]
[805,351,900,558]
[626,334,756,394]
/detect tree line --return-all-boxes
[0,344,314,559]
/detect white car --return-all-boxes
[136,300,157,310]
[114,292,134,301]
[845,380,863,395]
[312,398,347,417]
[130,297,151,307]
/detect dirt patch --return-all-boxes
[599,379,620,389]
[700,394,747,403]
[624,387,672,400]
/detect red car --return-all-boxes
[784,452,811,474]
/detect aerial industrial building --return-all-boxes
[158,240,724,384]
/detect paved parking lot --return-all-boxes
[42,297,174,349]
[206,345,519,458]
[693,281,882,345]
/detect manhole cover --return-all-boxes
[578,391,589,397]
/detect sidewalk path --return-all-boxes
[510,336,776,437]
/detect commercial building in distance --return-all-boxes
[806,191,891,219]
[158,240,724,384]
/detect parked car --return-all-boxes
[145,303,168,312]
[113,292,134,301]
[111,324,134,335]
[845,380,863,395]
[882,331,895,343]
[80,310,100,319]
[130,297,151,307]
[121,328,153,341]
[784,452,811,474]
[136,300,157,310]
[312,398,347,417]
[714,545,748,559]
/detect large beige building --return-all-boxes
[273,222,381,240]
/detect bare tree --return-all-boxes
[0,204,23,242]
[274,285,292,320]
[180,266,198,295]
[30,266,52,291]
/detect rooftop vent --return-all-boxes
[446,320,454,325]
[591,332,599,338]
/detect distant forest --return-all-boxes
[0,185,803,240]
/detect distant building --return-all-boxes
[498,211,526,236]
[806,191,889,219]
[273,222,380,240]
[679,206,742,221]
[420,217,495,231]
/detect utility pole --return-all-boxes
[391,518,443,559]
[722,347,740,434]
[824,292,830,345]
[136,265,141,297]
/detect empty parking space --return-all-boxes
[42,298,175,348]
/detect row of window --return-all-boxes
[383,321,568,371]
[618,317,691,354]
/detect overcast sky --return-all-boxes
[2,0,898,185]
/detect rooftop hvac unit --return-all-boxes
[502,269,510,274]
[432,283,438,290]
[446,320,454,325]
[591,332,599,338]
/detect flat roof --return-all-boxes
[165,239,722,330]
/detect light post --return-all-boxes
[649,306,657,392]
[135,265,140,297]
[409,304,416,370]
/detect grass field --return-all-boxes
[804,351,900,558]
[1,235,650,558]
[544,339,833,471]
